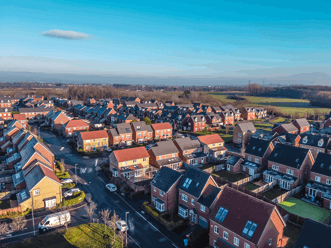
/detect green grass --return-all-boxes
[0,199,10,209]
[207,93,237,102]
[61,191,85,207]
[261,187,288,200]
[279,197,331,223]
[221,134,233,142]
[280,201,296,207]
[213,170,248,182]
[241,182,260,191]
[12,223,123,248]
[0,208,31,220]
[270,117,286,123]
[243,96,309,104]
[283,222,302,248]
[254,123,273,127]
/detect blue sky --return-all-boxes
[1,0,331,79]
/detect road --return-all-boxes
[39,130,185,248]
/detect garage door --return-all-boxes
[199,216,208,229]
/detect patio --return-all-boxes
[213,170,248,182]
[279,197,331,224]
[261,187,288,200]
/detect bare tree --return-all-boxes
[0,222,9,236]
[117,230,126,248]
[84,199,97,224]
[100,209,110,232]
[108,210,120,245]
[9,216,26,233]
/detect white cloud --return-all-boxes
[42,29,90,40]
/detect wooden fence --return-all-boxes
[272,186,304,204]
[232,173,261,186]
[251,181,276,194]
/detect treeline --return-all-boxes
[310,92,331,108]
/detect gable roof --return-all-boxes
[236,122,256,133]
[13,114,26,121]
[19,107,55,113]
[80,130,108,140]
[63,119,88,128]
[311,153,331,177]
[150,140,179,156]
[151,123,172,130]
[293,118,310,128]
[274,123,298,133]
[178,166,211,198]
[150,167,182,193]
[174,137,200,151]
[25,164,61,191]
[131,121,153,132]
[245,138,271,157]
[113,147,149,162]
[197,185,221,209]
[198,134,224,145]
[269,143,310,169]
[116,123,132,134]
[299,133,329,148]
[211,186,278,245]
[294,218,331,248]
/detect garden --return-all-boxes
[212,170,248,182]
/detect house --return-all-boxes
[197,134,226,159]
[245,138,274,166]
[219,110,235,125]
[117,114,140,123]
[242,107,256,120]
[225,156,243,173]
[0,98,12,108]
[294,218,331,248]
[305,153,331,209]
[151,123,173,140]
[77,130,109,151]
[131,121,153,143]
[62,119,89,137]
[232,122,256,144]
[109,147,151,182]
[205,114,223,128]
[108,123,133,146]
[182,115,206,132]
[196,185,222,229]
[86,97,96,105]
[49,111,70,131]
[174,137,207,165]
[150,167,182,212]
[272,132,301,147]
[264,143,314,190]
[272,123,298,134]
[210,186,288,248]
[221,105,241,121]
[148,140,183,170]
[178,166,217,223]
[13,114,27,128]
[19,107,55,119]
[0,108,13,121]
[292,118,310,134]
[255,107,267,119]
[298,133,329,159]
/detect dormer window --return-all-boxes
[302,137,308,144]
[318,139,324,147]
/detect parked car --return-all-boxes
[116,220,128,232]
[106,147,112,152]
[106,183,117,192]
[61,178,73,184]
[64,188,80,197]
[38,211,71,232]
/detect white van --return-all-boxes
[38,211,71,232]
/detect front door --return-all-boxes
[308,188,317,197]
[45,198,56,208]
[199,216,208,229]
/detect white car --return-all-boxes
[64,188,80,197]
[106,183,117,192]
[116,220,128,232]
[61,178,73,184]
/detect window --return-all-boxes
[160,190,164,196]
[215,207,228,223]
[182,194,188,202]
[244,244,250,248]
[214,225,219,234]
[223,231,228,240]
[286,169,293,175]
[327,179,331,185]
[143,158,147,162]
[272,165,279,171]
[86,140,90,143]
[122,162,126,166]
[315,176,321,182]
[238,139,241,143]
[178,207,188,217]
[238,133,242,137]
[191,198,195,206]
[172,153,175,157]
[34,189,40,196]
[113,171,118,177]
[133,159,137,163]
[126,135,130,138]
[248,156,252,162]
[269,238,272,246]
[154,186,156,192]
[200,205,205,212]
[234,237,239,246]
[255,158,259,163]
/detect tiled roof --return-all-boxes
[150,167,182,193]
[63,119,88,128]
[274,123,298,133]
[0,107,12,113]
[151,123,172,130]
[311,153,331,178]
[293,118,309,127]
[113,147,149,162]
[197,185,221,209]
[245,138,270,157]
[80,130,108,140]
[174,137,200,151]
[150,140,179,156]
[116,123,132,134]
[198,134,224,145]
[13,114,26,121]
[25,164,61,191]
[19,107,55,113]
[299,133,329,148]
[236,122,256,133]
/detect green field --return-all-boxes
[207,93,237,102]
[280,197,331,223]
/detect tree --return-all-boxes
[294,112,301,119]
[108,210,120,245]
[143,117,151,125]
[84,199,97,223]
[100,209,111,232]
[117,229,126,248]
[9,216,26,233]
[0,222,9,236]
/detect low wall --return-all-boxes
[272,185,303,204]
[0,206,21,215]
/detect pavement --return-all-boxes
[1,127,186,248]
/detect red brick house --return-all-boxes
[0,98,12,108]
[131,121,153,143]
[151,122,172,140]
[245,137,274,166]
[221,105,241,121]
[182,115,206,132]
[272,123,298,134]
[219,110,235,125]
[305,153,331,209]
[298,133,330,159]
[148,140,183,170]
[19,107,55,120]
[205,114,223,129]
[209,186,288,248]
[108,123,133,146]
[232,122,256,144]
[174,137,207,165]
[49,111,70,131]
[150,167,182,212]
[264,143,314,190]
[178,167,217,223]
[324,117,331,128]
[62,119,89,137]
[13,114,27,128]
[0,108,12,121]
[242,107,256,120]
[271,133,301,147]
[292,118,310,134]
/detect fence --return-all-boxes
[0,169,14,175]
[0,175,13,184]
[232,173,261,186]
[272,185,304,204]
[251,181,276,194]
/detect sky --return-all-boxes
[1,0,331,84]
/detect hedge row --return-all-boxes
[62,191,85,207]
[62,183,76,189]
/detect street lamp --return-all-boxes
[31,204,36,236]
[75,164,78,184]
[125,212,129,246]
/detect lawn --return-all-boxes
[243,96,309,104]
[221,134,233,142]
[0,199,10,209]
[283,222,302,248]
[270,117,286,123]
[12,223,123,248]
[207,93,237,103]
[241,182,260,191]
[261,187,288,200]
[279,197,331,223]
[213,170,248,182]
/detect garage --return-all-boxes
[199,216,208,229]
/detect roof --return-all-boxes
[198,134,224,145]
[151,123,172,130]
[13,114,26,121]
[275,123,298,133]
[293,118,310,128]
[109,128,119,137]
[131,121,153,132]
[19,107,55,113]
[189,115,206,123]
[63,119,88,128]
[311,153,331,177]
[299,133,329,148]
[269,143,309,169]
[211,186,278,245]
[16,189,30,204]
[197,185,221,209]
[150,140,179,156]
[25,164,61,190]
[0,107,12,113]
[236,122,256,133]
[245,138,271,157]
[150,167,182,193]
[174,137,200,151]
[113,147,149,162]
[277,132,300,144]
[116,123,132,134]
[80,130,108,140]
[226,156,242,166]
[178,166,211,198]
[294,218,331,248]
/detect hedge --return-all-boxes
[0,208,31,220]
[56,171,70,179]
[62,191,85,207]
[62,183,76,189]
[56,161,65,172]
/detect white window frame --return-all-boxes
[34,189,40,196]
[238,133,242,137]
[269,238,272,246]
[327,179,331,185]
[191,198,195,206]
[272,164,279,171]
[244,244,250,248]
[179,207,188,218]
[248,156,251,161]
[200,205,205,212]
[255,158,259,163]
[182,194,188,202]
[234,237,239,246]
[315,176,321,182]
[160,190,164,197]
[214,225,219,234]
[223,231,228,240]
[154,186,156,192]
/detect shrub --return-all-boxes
[56,161,65,172]
[0,208,31,220]
[62,191,85,207]
[56,171,70,179]
[62,183,76,189]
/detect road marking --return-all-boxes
[60,147,64,151]
[97,175,106,184]
[0,231,35,240]
[172,243,179,248]
[80,167,87,174]
[128,234,141,248]
[95,159,98,167]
